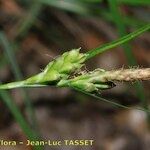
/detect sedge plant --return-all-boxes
[0,24,150,110]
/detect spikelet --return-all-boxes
[99,68,150,82]
[0,48,88,89]
[25,48,87,84]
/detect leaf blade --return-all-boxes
[86,24,150,60]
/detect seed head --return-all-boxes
[99,68,150,82]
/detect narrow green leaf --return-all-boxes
[0,32,40,139]
[73,87,150,113]
[0,89,43,150]
[86,24,150,60]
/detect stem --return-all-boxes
[0,81,25,89]
[0,81,46,89]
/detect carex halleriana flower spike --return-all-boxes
[0,48,150,91]
[0,48,88,89]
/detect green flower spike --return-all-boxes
[0,48,88,89]
[57,69,116,93]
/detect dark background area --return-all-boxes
[0,0,150,150]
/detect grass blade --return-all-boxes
[86,23,150,60]
[73,87,150,113]
[0,32,39,131]
[0,32,22,79]
[0,89,43,150]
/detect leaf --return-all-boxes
[73,87,150,113]
[86,24,150,60]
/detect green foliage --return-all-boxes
[86,24,150,60]
[0,48,87,89]
[1,1,149,148]
[0,24,149,90]
[25,48,87,85]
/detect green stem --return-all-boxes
[0,81,25,89]
[0,81,46,89]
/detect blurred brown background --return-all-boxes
[0,0,150,150]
